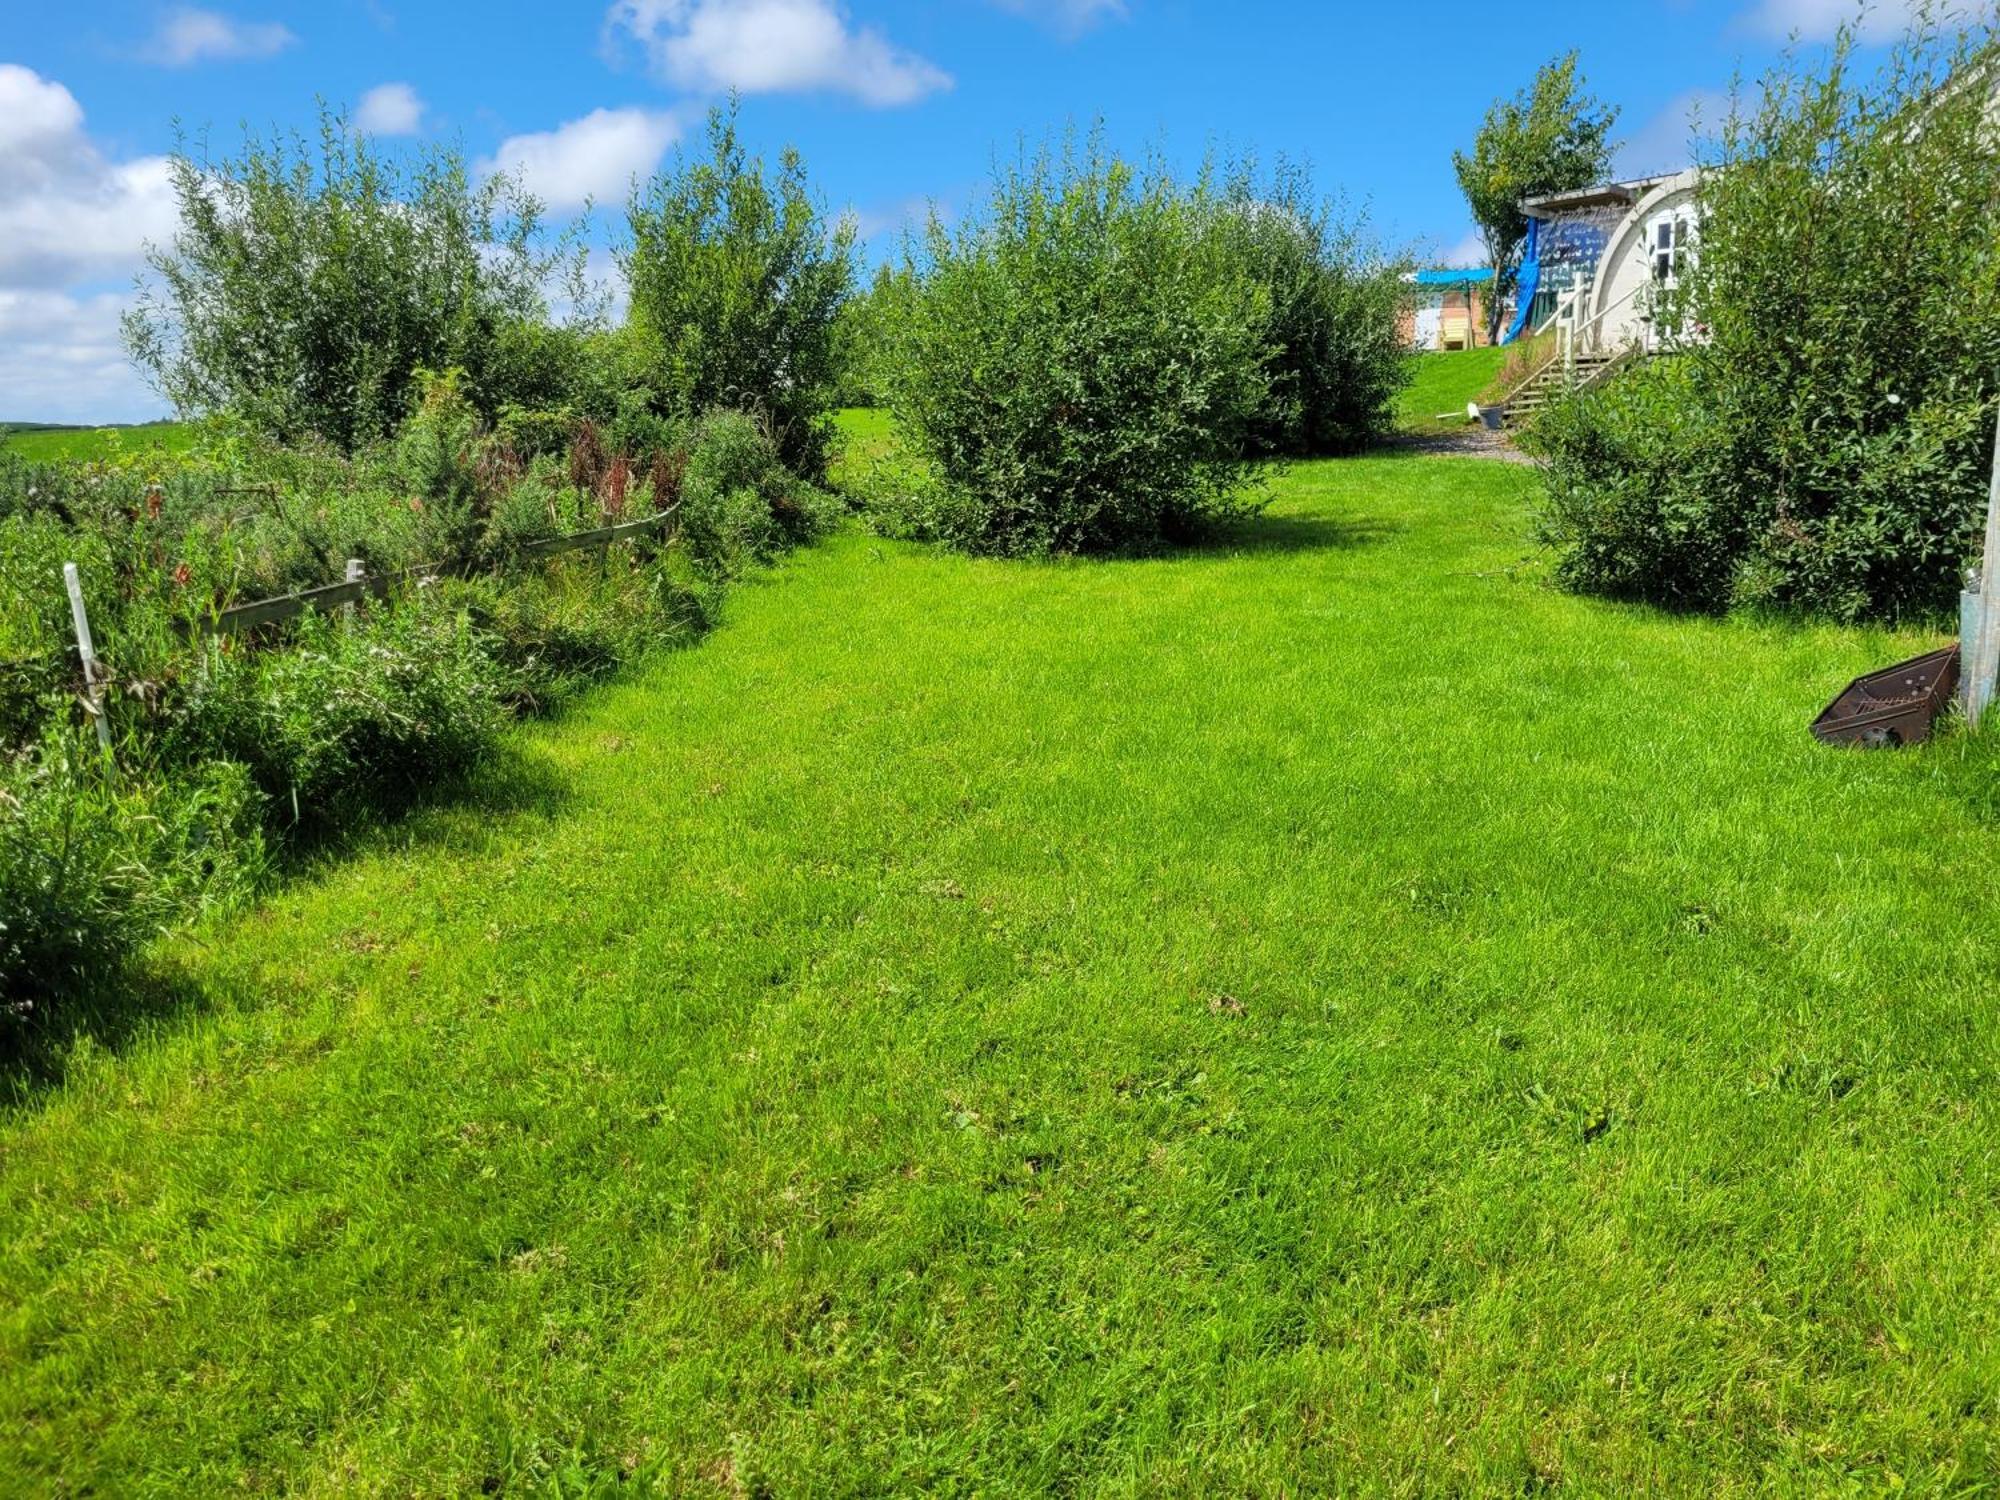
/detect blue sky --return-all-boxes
[1,0,1920,423]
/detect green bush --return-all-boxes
[1530,359,1742,609]
[1,733,262,1013]
[832,265,916,409]
[123,106,587,451]
[1221,164,1413,456]
[886,138,1273,557]
[161,602,509,829]
[679,411,840,576]
[1535,20,2000,620]
[1,368,835,1013]
[624,107,855,482]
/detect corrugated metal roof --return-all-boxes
[1408,268,1495,286]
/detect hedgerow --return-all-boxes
[0,398,826,1018]
[1532,18,2000,620]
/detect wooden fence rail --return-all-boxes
[188,504,681,638]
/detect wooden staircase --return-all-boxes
[1498,351,1626,430]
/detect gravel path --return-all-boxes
[1378,428,1542,466]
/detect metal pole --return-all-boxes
[1968,410,2000,730]
[63,562,113,758]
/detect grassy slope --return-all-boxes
[1,422,192,463]
[1397,348,1508,433]
[5,440,1999,1493]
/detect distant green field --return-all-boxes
[1,422,192,463]
[1396,348,1509,434]
[830,405,899,471]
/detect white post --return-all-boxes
[343,558,364,629]
[63,562,113,758]
[1968,412,2000,730]
[1563,287,1578,384]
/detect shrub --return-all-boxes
[886,137,1273,557]
[1529,359,1742,609]
[624,107,855,482]
[679,411,839,576]
[1535,18,2000,620]
[1220,163,1413,456]
[123,106,587,451]
[161,602,509,829]
[439,557,713,713]
[1,732,262,1014]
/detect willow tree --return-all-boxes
[125,107,580,450]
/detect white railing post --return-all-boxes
[1563,288,1578,383]
[343,558,364,630]
[1967,410,2000,729]
[63,562,113,759]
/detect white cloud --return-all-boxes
[1615,88,1733,177]
[141,7,298,66]
[355,82,425,136]
[1440,231,1488,268]
[1737,0,1925,41]
[0,68,180,421]
[842,194,938,245]
[605,0,951,107]
[0,65,88,187]
[481,108,683,211]
[988,0,1127,35]
[0,67,178,289]
[0,288,163,425]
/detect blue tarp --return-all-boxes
[1411,268,1496,286]
[1500,218,1538,346]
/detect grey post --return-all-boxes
[63,561,113,758]
[343,558,365,628]
[1968,411,2000,729]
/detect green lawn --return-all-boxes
[6,440,1999,1493]
[1396,348,1509,433]
[1,421,192,463]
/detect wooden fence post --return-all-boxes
[63,562,113,759]
[343,558,364,629]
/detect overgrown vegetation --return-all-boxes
[1533,18,2000,619]
[0,734,261,1017]
[0,391,827,1013]
[8,95,869,1016]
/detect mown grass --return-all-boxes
[1,422,193,463]
[1396,348,1508,433]
[5,433,1999,1494]
[825,404,900,488]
